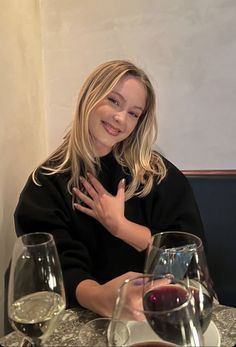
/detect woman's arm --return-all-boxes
[115,218,151,251]
[75,272,141,317]
[76,272,171,317]
[14,170,97,308]
[148,158,205,242]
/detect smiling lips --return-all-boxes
[102,121,121,136]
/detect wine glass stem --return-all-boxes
[19,337,40,347]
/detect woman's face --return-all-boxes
[88,75,147,157]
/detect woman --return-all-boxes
[14,60,204,317]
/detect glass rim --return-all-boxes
[151,231,203,250]
[118,274,193,316]
[19,232,54,247]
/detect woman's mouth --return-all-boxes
[102,121,121,136]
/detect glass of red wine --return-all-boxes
[144,231,217,334]
[109,274,203,347]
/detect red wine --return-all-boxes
[144,285,188,311]
[143,285,194,344]
[130,342,174,347]
[143,285,212,344]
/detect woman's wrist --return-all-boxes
[115,218,151,251]
[75,280,111,317]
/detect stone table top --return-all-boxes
[1,304,236,346]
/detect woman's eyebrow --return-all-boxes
[110,91,144,111]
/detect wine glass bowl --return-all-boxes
[8,232,66,347]
[144,231,216,333]
[109,274,203,347]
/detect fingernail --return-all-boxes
[121,178,126,185]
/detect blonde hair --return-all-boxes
[34,60,167,200]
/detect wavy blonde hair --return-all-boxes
[34,60,167,199]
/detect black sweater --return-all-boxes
[14,154,204,308]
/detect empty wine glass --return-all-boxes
[8,232,66,347]
[109,274,203,347]
[144,231,217,333]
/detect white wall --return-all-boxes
[0,0,46,336]
[41,0,236,169]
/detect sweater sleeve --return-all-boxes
[14,170,95,308]
[149,160,205,243]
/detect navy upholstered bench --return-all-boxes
[184,170,236,307]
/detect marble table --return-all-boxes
[1,304,236,346]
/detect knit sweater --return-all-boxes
[14,153,204,308]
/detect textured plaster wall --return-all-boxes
[0,0,46,335]
[40,0,236,169]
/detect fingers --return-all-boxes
[125,271,143,279]
[73,187,96,217]
[73,187,95,209]
[73,175,125,229]
[87,173,107,195]
[74,202,96,218]
[79,176,98,201]
[78,174,124,200]
[117,178,125,200]
[155,276,172,286]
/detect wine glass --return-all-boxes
[8,232,66,347]
[144,231,217,333]
[79,317,129,346]
[109,274,203,347]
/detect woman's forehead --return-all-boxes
[110,75,146,109]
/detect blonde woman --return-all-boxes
[15,60,204,317]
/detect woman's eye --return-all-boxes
[108,97,119,106]
[129,111,138,118]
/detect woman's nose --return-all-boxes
[113,110,126,123]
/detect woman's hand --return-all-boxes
[73,173,151,251]
[76,272,142,317]
[73,173,126,236]
[76,273,171,319]
[117,276,172,321]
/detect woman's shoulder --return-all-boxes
[163,156,184,177]
[22,167,70,197]
[152,151,189,188]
